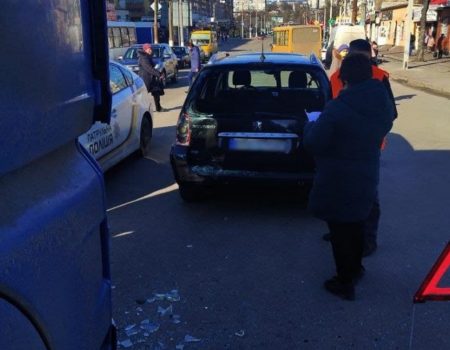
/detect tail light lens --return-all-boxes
[176,112,191,146]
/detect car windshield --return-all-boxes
[124,47,163,60]
[191,34,210,46]
[187,66,328,115]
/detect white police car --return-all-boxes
[78,61,153,170]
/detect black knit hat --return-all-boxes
[349,39,372,54]
[340,53,372,85]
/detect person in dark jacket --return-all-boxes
[138,43,165,112]
[326,39,397,257]
[304,54,394,300]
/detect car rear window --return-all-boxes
[187,66,329,115]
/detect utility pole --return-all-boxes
[249,5,252,38]
[351,0,357,23]
[187,0,191,41]
[154,0,159,43]
[168,0,174,46]
[241,4,244,38]
[402,0,414,69]
[180,0,184,46]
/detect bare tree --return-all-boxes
[351,0,358,23]
[416,0,431,61]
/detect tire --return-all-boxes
[139,114,153,158]
[178,183,204,202]
[171,68,178,83]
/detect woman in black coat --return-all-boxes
[303,54,394,300]
[138,43,165,112]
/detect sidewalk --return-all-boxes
[378,47,450,99]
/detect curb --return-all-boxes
[389,73,450,99]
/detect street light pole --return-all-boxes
[402,0,414,69]
[168,0,174,46]
[241,4,244,38]
[154,0,159,43]
[180,0,184,46]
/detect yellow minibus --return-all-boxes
[190,30,218,60]
[271,25,322,58]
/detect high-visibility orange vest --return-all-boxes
[330,65,389,99]
[329,65,390,149]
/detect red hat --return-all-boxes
[142,43,151,51]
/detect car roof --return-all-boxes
[210,53,322,67]
[130,43,167,48]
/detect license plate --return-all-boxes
[228,138,291,153]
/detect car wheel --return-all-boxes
[139,114,153,158]
[178,183,204,202]
[171,68,178,83]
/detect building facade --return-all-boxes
[234,0,266,12]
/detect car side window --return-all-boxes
[110,64,129,94]
[120,66,134,87]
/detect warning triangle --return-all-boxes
[414,242,450,303]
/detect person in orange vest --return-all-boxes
[323,39,397,257]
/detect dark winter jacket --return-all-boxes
[138,50,162,94]
[303,79,394,222]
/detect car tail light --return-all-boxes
[176,112,191,146]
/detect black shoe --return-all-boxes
[322,233,331,241]
[363,242,377,257]
[353,265,365,283]
[324,277,355,301]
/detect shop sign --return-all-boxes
[413,6,439,22]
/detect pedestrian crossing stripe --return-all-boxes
[414,242,450,303]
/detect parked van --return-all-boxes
[190,30,218,60]
[1,1,115,349]
[271,25,322,58]
[323,25,366,68]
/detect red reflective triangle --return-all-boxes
[414,242,450,303]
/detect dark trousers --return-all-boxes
[364,194,380,246]
[153,93,162,111]
[327,221,364,283]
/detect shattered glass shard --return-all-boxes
[172,314,181,324]
[235,330,245,337]
[126,328,139,337]
[140,321,160,333]
[166,289,181,302]
[157,305,173,317]
[184,335,201,343]
[119,339,133,348]
[124,324,136,331]
[154,293,166,301]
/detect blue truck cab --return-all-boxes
[0,1,115,349]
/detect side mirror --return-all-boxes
[117,56,123,61]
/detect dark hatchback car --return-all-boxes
[172,46,190,68]
[118,44,178,86]
[170,53,331,201]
